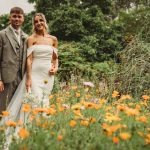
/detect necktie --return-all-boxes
[15,30,20,44]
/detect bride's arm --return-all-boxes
[26,54,32,92]
[49,37,58,75]
[26,37,34,92]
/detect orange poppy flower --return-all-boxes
[22,104,31,112]
[80,120,89,127]
[57,135,63,141]
[112,91,119,98]
[112,136,119,144]
[69,120,77,127]
[142,95,150,100]
[1,111,10,117]
[120,132,131,140]
[5,121,17,127]
[18,128,30,139]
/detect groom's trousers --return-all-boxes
[0,72,21,116]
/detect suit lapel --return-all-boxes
[5,26,18,55]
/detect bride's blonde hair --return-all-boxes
[32,13,49,33]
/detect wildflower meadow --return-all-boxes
[0,81,150,150]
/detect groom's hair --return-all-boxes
[10,7,24,15]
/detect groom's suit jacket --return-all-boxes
[0,26,28,83]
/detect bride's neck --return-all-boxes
[36,30,46,37]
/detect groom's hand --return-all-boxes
[0,81,4,92]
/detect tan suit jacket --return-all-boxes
[0,26,28,83]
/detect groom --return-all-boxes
[0,7,28,115]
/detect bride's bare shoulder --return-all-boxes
[27,34,36,46]
[46,34,57,41]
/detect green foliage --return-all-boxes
[115,36,150,96]
[114,0,150,11]
[0,14,9,30]
[58,41,115,82]
[22,13,33,34]
[118,7,150,36]
[110,7,150,96]
[0,0,125,63]
[49,6,86,41]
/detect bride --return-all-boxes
[2,13,58,122]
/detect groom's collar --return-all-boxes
[9,25,21,35]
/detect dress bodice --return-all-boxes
[27,45,58,60]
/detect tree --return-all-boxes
[114,0,150,11]
[0,15,9,30]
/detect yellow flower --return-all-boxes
[84,102,95,109]
[112,136,119,144]
[71,86,78,90]
[80,120,89,127]
[18,128,30,139]
[89,117,96,123]
[58,105,65,112]
[125,108,139,116]
[42,121,48,129]
[19,145,28,150]
[128,102,134,106]
[73,110,82,116]
[44,80,48,84]
[105,113,121,122]
[76,92,80,98]
[56,97,61,102]
[120,95,132,100]
[147,128,150,132]
[29,115,35,121]
[145,134,150,145]
[137,131,144,137]
[135,104,141,110]
[69,120,77,127]
[0,126,5,131]
[99,98,106,104]
[36,118,41,126]
[120,132,131,140]
[117,105,126,111]
[57,135,63,141]
[142,95,150,100]
[50,122,55,127]
[105,106,112,111]
[51,132,55,136]
[50,104,56,108]
[49,95,54,99]
[1,111,10,117]
[17,120,23,126]
[85,94,91,99]
[71,103,82,110]
[22,104,31,112]
[112,91,119,98]
[94,104,101,110]
[5,121,17,127]
[102,124,123,136]
[45,108,57,115]
[136,116,148,124]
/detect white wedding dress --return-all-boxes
[2,44,58,122]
